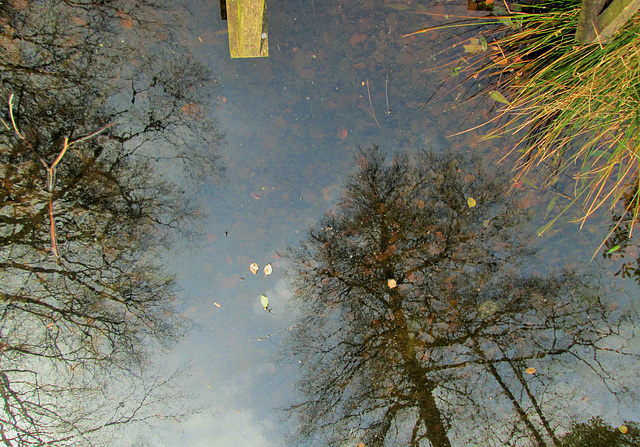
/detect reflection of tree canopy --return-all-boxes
[558,417,640,447]
[285,148,632,447]
[1,0,221,444]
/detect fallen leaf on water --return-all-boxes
[489,90,510,104]
[264,263,273,276]
[213,302,222,308]
[260,294,269,310]
[349,33,367,46]
[467,197,477,208]
[525,367,536,375]
[181,103,202,118]
[338,126,348,140]
[388,279,397,289]
[619,425,628,434]
[249,263,259,274]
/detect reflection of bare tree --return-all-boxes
[284,148,632,447]
[1,0,221,444]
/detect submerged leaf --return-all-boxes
[605,244,621,254]
[463,38,484,53]
[477,300,498,318]
[479,35,488,51]
[467,197,477,208]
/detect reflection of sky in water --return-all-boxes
[155,0,640,445]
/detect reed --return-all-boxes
[412,0,640,239]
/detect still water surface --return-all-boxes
[2,0,639,445]
[169,1,640,445]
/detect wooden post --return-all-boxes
[576,0,640,43]
[226,0,268,58]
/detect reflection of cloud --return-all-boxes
[149,355,288,447]
[153,250,301,446]
[254,270,299,322]
[176,408,277,447]
[151,272,300,446]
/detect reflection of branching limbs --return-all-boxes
[506,358,560,446]
[4,94,114,258]
[470,340,549,447]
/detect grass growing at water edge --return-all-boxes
[412,0,640,245]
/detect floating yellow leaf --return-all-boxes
[213,302,222,308]
[525,367,536,375]
[619,425,628,434]
[263,263,273,276]
[467,197,476,208]
[249,263,259,274]
[388,279,397,289]
[260,294,269,310]
[489,90,510,105]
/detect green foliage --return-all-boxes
[559,417,640,447]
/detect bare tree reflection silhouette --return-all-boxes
[284,147,633,447]
[1,0,222,444]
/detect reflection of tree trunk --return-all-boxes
[472,341,548,447]
[415,374,452,447]
[508,360,561,446]
[390,290,452,447]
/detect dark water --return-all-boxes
[1,0,638,446]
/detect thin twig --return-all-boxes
[365,80,382,129]
[6,94,116,258]
[255,324,299,341]
[49,198,59,258]
[8,94,27,141]
[8,94,48,169]
[68,122,116,148]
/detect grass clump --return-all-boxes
[414,0,640,240]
